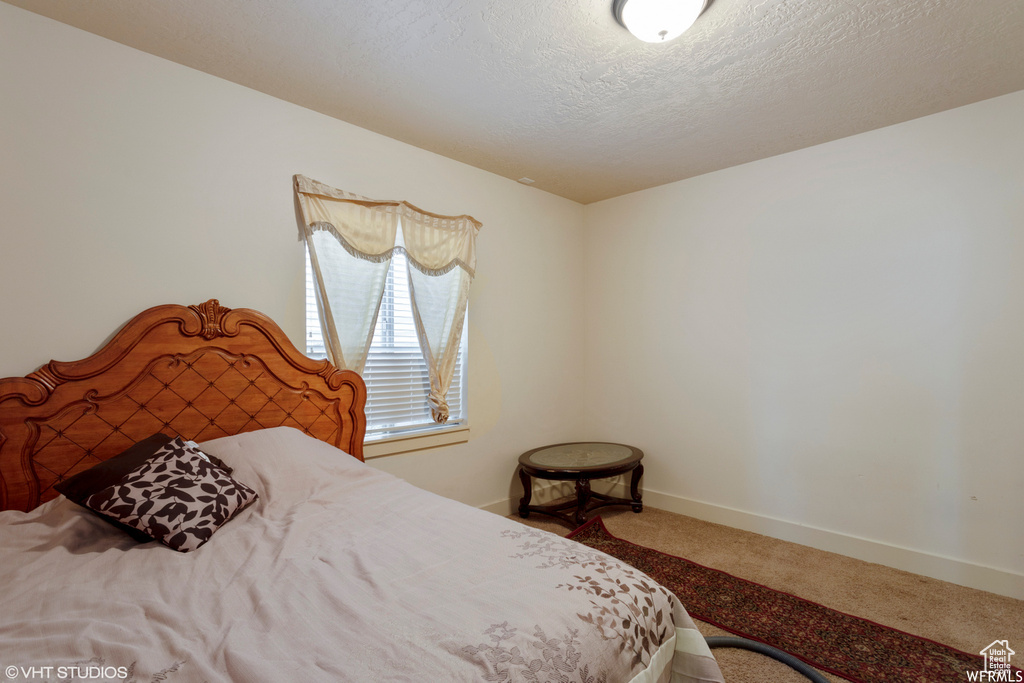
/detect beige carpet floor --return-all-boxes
[511,506,1024,683]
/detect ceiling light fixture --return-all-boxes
[613,0,711,43]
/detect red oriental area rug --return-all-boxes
[568,517,1018,683]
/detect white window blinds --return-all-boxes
[306,249,465,439]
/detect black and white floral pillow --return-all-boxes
[82,438,257,552]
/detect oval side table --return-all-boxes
[517,442,643,528]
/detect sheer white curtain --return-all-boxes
[294,175,480,423]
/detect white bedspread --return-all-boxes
[0,427,723,683]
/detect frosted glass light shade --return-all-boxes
[613,0,707,43]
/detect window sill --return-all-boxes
[363,425,471,459]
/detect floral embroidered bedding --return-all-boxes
[0,427,723,683]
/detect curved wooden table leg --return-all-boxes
[575,479,592,526]
[629,463,644,512]
[518,466,533,518]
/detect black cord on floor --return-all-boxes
[705,636,830,683]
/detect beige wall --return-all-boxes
[583,90,1024,595]
[0,3,587,508]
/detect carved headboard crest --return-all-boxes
[190,298,232,340]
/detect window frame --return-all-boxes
[305,248,469,457]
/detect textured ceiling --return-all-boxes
[7,0,1024,203]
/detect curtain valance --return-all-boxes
[295,174,479,277]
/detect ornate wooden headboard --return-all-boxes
[0,300,366,512]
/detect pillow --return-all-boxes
[55,433,175,504]
[55,433,175,542]
[54,433,234,502]
[57,435,257,552]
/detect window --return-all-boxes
[306,248,467,443]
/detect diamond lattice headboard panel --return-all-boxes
[0,300,366,512]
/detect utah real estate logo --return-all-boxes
[967,640,1021,682]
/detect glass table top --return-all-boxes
[525,442,636,469]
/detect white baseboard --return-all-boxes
[481,483,1024,599]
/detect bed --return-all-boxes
[0,299,723,683]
